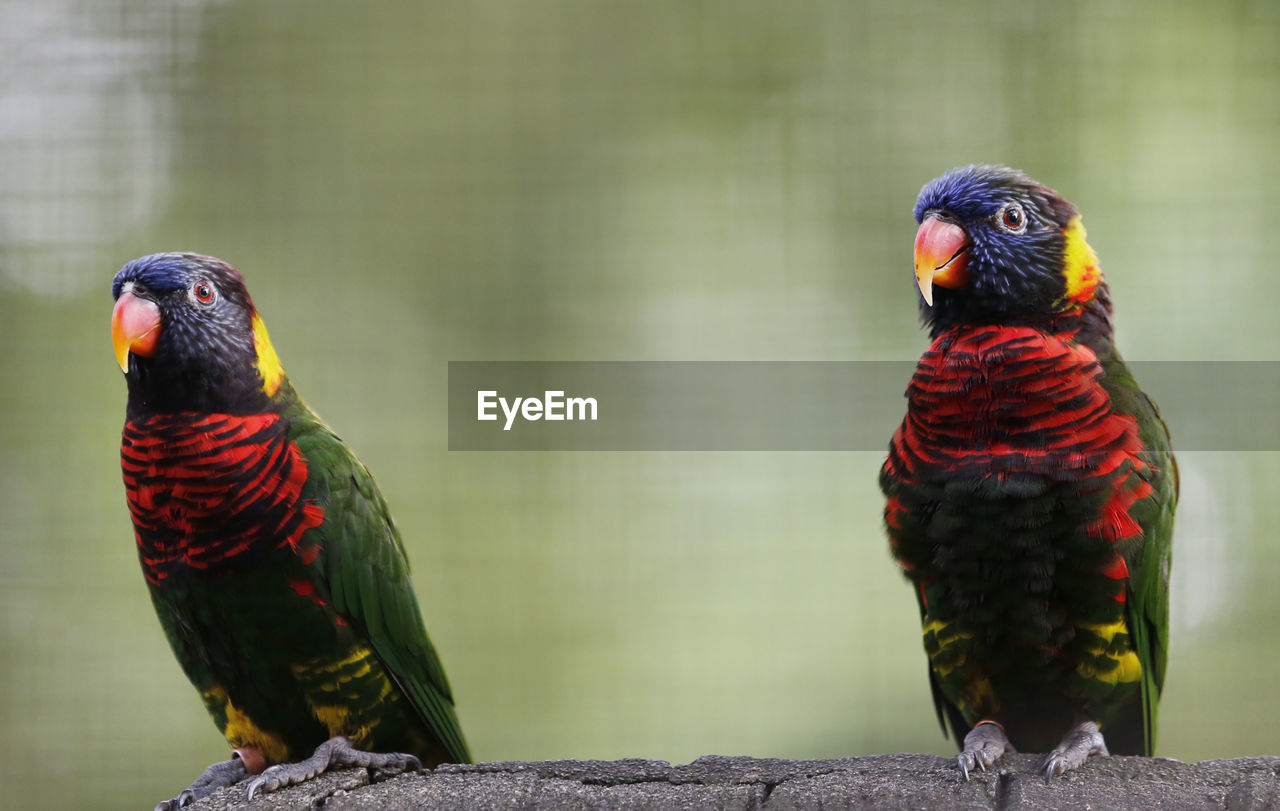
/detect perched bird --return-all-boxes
[880,166,1176,777]
[111,253,469,808]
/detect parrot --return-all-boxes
[110,253,470,808]
[879,165,1176,777]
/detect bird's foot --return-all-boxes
[244,736,422,800]
[154,756,249,811]
[1041,719,1109,777]
[957,720,1013,780]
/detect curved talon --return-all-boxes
[245,771,271,801]
[154,788,195,809]
[247,773,271,798]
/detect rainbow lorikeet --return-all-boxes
[880,166,1176,777]
[110,253,469,807]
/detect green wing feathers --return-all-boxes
[1101,357,1177,755]
[288,405,471,764]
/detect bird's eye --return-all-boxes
[191,281,217,305]
[998,203,1027,233]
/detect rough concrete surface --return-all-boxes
[181,753,1280,810]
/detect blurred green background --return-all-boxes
[2,1,1278,807]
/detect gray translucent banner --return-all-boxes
[447,361,1278,451]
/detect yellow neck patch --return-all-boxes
[251,314,284,397]
[1060,215,1101,305]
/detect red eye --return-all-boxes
[1001,204,1025,231]
[193,281,215,304]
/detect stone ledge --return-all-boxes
[187,753,1280,810]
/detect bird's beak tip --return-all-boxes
[916,273,935,307]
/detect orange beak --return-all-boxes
[111,291,162,372]
[913,215,970,306]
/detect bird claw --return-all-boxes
[154,756,248,810]
[956,720,1012,780]
[243,736,423,800]
[1041,720,1109,778]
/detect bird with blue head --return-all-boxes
[882,165,1177,777]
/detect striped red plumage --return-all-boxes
[883,324,1153,621]
[121,413,324,584]
[884,325,1152,539]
